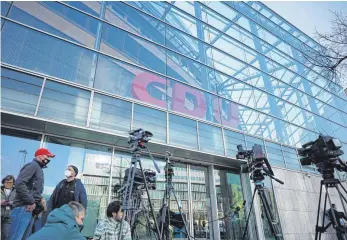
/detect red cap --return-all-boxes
[35,148,55,157]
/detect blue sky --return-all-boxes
[265,1,347,39]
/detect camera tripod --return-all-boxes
[242,170,283,240]
[158,152,192,240]
[315,165,347,240]
[118,143,162,240]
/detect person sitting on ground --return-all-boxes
[93,201,131,240]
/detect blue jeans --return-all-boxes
[9,207,33,240]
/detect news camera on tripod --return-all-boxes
[237,144,284,240]
[117,128,162,240]
[298,135,347,240]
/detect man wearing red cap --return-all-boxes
[9,148,55,240]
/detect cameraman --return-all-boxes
[1,175,16,240]
[9,148,55,240]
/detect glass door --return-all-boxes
[215,169,246,240]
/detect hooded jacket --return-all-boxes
[27,204,86,240]
[1,186,16,218]
[47,179,87,211]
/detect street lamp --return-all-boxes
[19,149,28,171]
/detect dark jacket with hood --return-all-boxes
[27,204,86,240]
[47,179,87,211]
[1,186,16,218]
[13,159,44,208]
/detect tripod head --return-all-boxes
[164,151,174,181]
[238,144,284,185]
[128,128,160,173]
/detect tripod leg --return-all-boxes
[258,189,280,240]
[171,186,191,240]
[326,185,345,240]
[315,181,324,240]
[336,185,347,217]
[242,187,257,240]
[138,160,162,240]
[119,159,138,240]
[160,185,169,238]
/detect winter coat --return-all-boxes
[93,217,132,240]
[27,204,86,240]
[13,160,44,208]
[47,179,87,211]
[1,186,16,218]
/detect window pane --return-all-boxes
[169,114,197,150]
[44,136,112,237]
[190,165,212,240]
[224,130,245,158]
[94,55,167,109]
[63,1,101,17]
[198,122,224,155]
[105,2,165,45]
[1,67,43,115]
[166,25,211,66]
[1,22,97,87]
[214,170,245,239]
[132,104,166,143]
[166,50,217,93]
[126,1,168,20]
[100,23,166,74]
[1,128,41,179]
[38,81,90,126]
[282,146,300,165]
[168,80,219,123]
[9,2,99,48]
[1,1,11,16]
[265,141,285,167]
[90,93,131,134]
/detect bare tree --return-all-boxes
[303,11,347,88]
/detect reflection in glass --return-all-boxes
[44,136,112,237]
[38,81,90,126]
[224,130,245,158]
[1,1,11,16]
[94,55,167,109]
[90,93,132,135]
[133,104,167,143]
[1,128,41,179]
[215,170,245,239]
[198,122,224,155]
[168,80,218,124]
[101,23,166,74]
[105,2,165,45]
[1,67,43,115]
[9,2,99,48]
[1,22,97,87]
[63,1,101,17]
[265,141,285,168]
[166,51,217,93]
[190,165,212,240]
[169,114,198,150]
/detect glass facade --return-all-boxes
[1,1,347,239]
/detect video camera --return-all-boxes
[128,128,153,149]
[237,144,283,184]
[298,135,344,166]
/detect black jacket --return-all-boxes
[13,160,44,208]
[47,179,87,211]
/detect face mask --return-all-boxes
[64,170,72,178]
[42,159,51,168]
